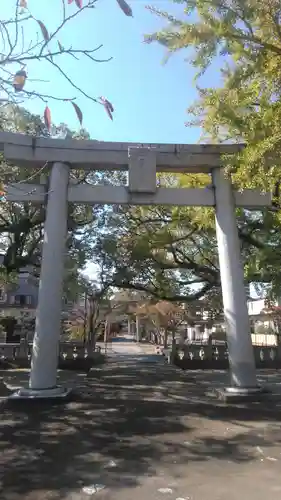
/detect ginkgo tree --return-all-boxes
[145,0,281,192]
[0,0,133,130]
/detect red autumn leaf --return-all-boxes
[44,106,51,131]
[100,97,114,121]
[71,102,83,125]
[20,0,27,7]
[75,0,83,7]
[68,0,74,3]
[116,0,133,16]
[13,70,27,92]
[37,20,49,41]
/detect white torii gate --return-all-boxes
[0,132,272,400]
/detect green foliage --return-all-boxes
[0,104,105,300]
[146,0,281,190]
[88,181,236,303]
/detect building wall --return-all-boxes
[247,298,267,316]
[0,265,39,318]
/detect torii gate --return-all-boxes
[0,132,272,401]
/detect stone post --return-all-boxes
[212,168,260,394]
[187,326,195,342]
[194,325,201,340]
[127,318,132,336]
[136,315,140,342]
[15,162,70,398]
[204,327,213,360]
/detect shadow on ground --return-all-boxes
[1,359,281,499]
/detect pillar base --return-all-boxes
[8,385,72,402]
[215,385,271,403]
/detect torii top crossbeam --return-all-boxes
[0,131,270,209]
[0,131,243,173]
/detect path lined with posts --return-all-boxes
[1,336,281,499]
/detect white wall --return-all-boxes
[248,298,267,316]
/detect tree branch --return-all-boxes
[112,278,215,303]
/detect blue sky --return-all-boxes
[3,0,222,143]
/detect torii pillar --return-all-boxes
[212,168,265,401]
[12,162,71,399]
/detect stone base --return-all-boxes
[8,385,72,403]
[215,386,271,403]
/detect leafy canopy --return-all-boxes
[145,0,281,191]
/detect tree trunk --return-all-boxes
[86,297,99,357]
[87,328,96,357]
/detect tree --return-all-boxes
[145,0,281,191]
[89,167,281,304]
[64,286,111,346]
[0,106,88,244]
[136,300,191,348]
[85,286,112,350]
[0,104,104,304]
[0,0,133,126]
[88,172,218,302]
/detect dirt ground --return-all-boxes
[1,352,281,500]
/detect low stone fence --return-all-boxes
[171,343,281,370]
[0,340,105,370]
[2,340,280,371]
